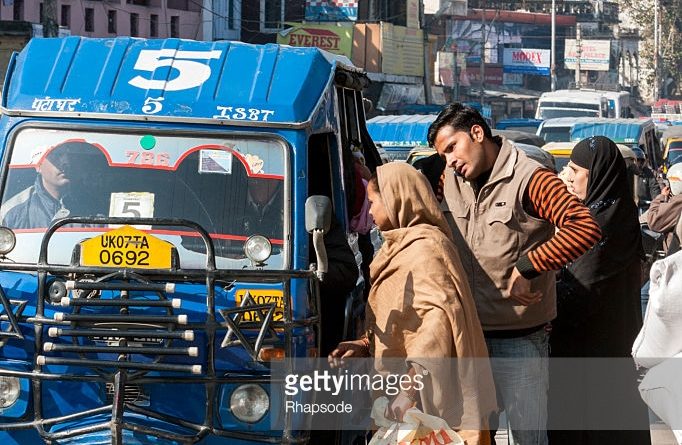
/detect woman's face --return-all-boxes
[566,161,589,200]
[367,180,393,231]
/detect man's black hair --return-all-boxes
[427,103,493,148]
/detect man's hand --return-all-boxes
[662,186,671,199]
[507,267,543,306]
[328,339,370,368]
[385,391,416,423]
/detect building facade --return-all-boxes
[0,0,202,39]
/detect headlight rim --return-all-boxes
[0,375,21,409]
[0,226,16,255]
[229,383,270,424]
[243,235,273,265]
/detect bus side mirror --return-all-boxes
[305,196,331,233]
[305,196,332,281]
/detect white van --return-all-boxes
[535,89,631,120]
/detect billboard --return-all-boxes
[305,0,358,21]
[503,48,550,76]
[278,23,354,57]
[381,23,424,77]
[564,39,611,71]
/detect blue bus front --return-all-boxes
[0,37,369,444]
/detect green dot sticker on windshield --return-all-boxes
[140,135,156,150]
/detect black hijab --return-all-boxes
[567,136,643,285]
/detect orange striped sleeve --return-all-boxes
[517,169,602,276]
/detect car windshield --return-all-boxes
[0,128,287,270]
[668,147,682,166]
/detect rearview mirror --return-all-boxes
[305,196,332,234]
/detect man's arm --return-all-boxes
[516,169,602,278]
[647,189,682,233]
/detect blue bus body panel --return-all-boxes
[495,118,543,131]
[570,118,651,145]
[3,37,349,125]
[366,114,436,148]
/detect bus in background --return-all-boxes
[535,89,631,120]
[570,118,662,169]
[495,118,543,134]
[536,117,595,143]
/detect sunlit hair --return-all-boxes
[427,103,493,148]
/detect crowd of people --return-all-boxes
[329,103,682,444]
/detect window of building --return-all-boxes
[13,0,24,21]
[170,16,179,37]
[260,0,284,32]
[150,14,158,37]
[130,13,139,37]
[61,4,70,27]
[108,10,117,34]
[228,0,234,30]
[167,0,189,11]
[127,0,149,5]
[39,3,43,24]
[85,8,94,32]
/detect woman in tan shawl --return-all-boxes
[330,162,496,444]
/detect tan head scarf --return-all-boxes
[376,162,452,237]
[368,163,497,437]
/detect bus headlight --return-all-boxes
[244,236,272,266]
[0,227,16,255]
[0,376,21,408]
[230,384,269,423]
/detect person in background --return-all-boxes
[549,136,651,445]
[428,103,601,445]
[646,162,682,256]
[634,148,662,210]
[2,142,85,229]
[329,163,496,445]
[240,176,284,240]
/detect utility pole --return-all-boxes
[480,8,486,107]
[654,0,660,101]
[551,0,556,91]
[43,0,59,37]
[575,23,582,88]
[421,0,433,104]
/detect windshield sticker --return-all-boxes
[32,97,81,112]
[109,192,155,229]
[199,149,233,174]
[244,154,264,174]
[213,106,275,122]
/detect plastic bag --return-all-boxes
[632,250,682,368]
[638,354,682,444]
[368,397,464,445]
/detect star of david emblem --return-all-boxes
[0,290,26,345]
[218,292,278,360]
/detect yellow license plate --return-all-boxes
[80,225,173,269]
[234,289,284,322]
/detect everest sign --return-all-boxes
[503,48,550,76]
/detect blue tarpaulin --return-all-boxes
[366,115,436,149]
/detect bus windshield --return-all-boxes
[0,128,287,270]
[538,108,600,119]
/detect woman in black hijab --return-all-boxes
[548,136,650,445]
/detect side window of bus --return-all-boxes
[336,86,363,223]
[308,133,339,210]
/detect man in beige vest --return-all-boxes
[428,103,601,445]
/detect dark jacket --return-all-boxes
[2,177,68,229]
